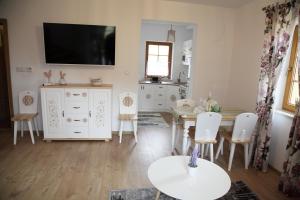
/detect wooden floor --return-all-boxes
[0,113,292,200]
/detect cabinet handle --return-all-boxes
[62,111,64,117]
[72,93,80,96]
[158,94,163,96]
[158,104,162,106]
[73,107,80,109]
[159,86,163,88]
[89,111,91,117]
[73,131,81,134]
[73,119,80,122]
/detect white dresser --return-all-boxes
[41,84,112,141]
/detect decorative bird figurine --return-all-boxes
[43,70,52,84]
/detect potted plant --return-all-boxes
[188,146,199,176]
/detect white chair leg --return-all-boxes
[244,143,249,169]
[132,120,138,143]
[205,144,209,156]
[27,120,35,144]
[21,121,24,137]
[201,144,205,158]
[13,121,18,145]
[119,121,124,144]
[33,117,39,136]
[210,143,214,162]
[221,139,224,155]
[215,137,224,160]
[228,143,236,171]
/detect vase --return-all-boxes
[187,165,198,177]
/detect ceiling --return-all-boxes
[164,0,254,8]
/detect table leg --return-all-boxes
[155,190,161,200]
[182,121,189,155]
[171,117,176,153]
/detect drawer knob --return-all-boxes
[67,118,72,122]
[73,119,80,122]
[72,93,80,96]
[82,92,87,97]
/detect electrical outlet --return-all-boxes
[16,67,32,72]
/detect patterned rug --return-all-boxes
[109,181,259,200]
[138,112,169,128]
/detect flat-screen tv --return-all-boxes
[43,23,116,65]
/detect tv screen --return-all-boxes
[43,23,116,65]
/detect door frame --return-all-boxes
[0,18,13,128]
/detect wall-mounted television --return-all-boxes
[43,23,116,65]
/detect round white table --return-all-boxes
[148,156,231,200]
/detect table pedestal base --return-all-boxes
[155,191,161,200]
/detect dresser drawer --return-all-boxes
[65,89,88,102]
[66,127,89,138]
[64,114,89,127]
[65,102,88,114]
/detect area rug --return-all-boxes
[109,181,259,200]
[138,112,169,128]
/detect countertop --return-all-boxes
[139,80,188,87]
[41,83,113,89]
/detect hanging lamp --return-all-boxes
[167,24,175,42]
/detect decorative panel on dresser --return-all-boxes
[41,84,112,140]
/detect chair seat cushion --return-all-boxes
[11,113,38,121]
[119,114,137,121]
[220,131,251,144]
[188,126,217,144]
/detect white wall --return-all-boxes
[0,0,236,131]
[139,21,193,82]
[228,0,293,171]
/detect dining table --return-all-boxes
[170,106,246,155]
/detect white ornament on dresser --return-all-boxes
[41,84,112,140]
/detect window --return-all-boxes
[283,25,299,112]
[145,41,172,78]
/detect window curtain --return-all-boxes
[278,4,300,197]
[253,1,298,172]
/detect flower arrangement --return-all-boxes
[188,146,199,168]
[206,93,221,112]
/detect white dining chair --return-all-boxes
[118,92,138,143]
[215,113,258,171]
[11,91,39,145]
[188,112,222,162]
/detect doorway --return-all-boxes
[0,19,13,129]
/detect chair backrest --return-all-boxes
[231,113,258,142]
[19,90,38,114]
[176,99,195,108]
[195,112,222,141]
[119,92,137,115]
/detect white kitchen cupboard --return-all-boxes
[138,83,180,112]
[166,85,181,109]
[138,84,155,111]
[41,84,112,140]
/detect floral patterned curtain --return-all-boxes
[253,1,297,172]
[278,3,300,197]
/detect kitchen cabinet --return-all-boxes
[138,83,180,112]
